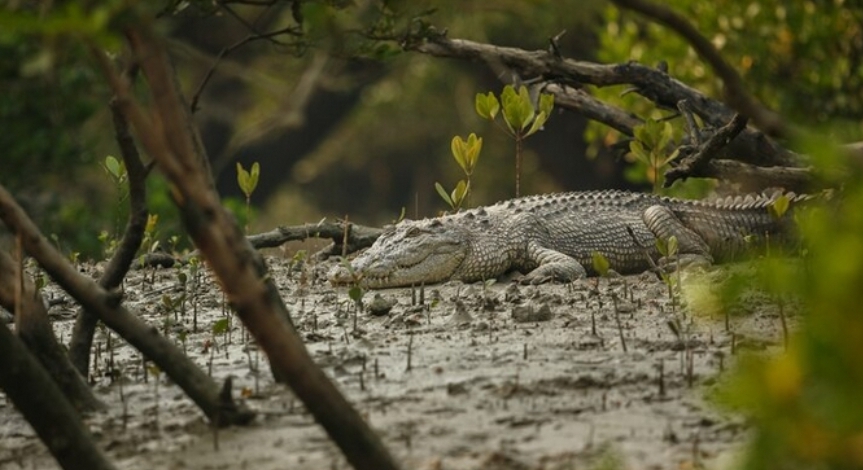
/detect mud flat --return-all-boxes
[1,257,786,469]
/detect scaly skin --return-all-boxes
[328,190,805,289]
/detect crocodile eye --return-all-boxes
[405,226,424,237]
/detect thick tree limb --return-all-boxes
[609,0,788,138]
[113,23,400,470]
[70,93,150,378]
[407,35,799,168]
[0,184,255,427]
[543,83,642,135]
[0,321,116,470]
[706,160,814,193]
[0,250,104,412]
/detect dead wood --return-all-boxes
[101,23,400,470]
[137,221,382,268]
[704,160,814,194]
[664,114,749,187]
[0,184,255,427]
[407,35,802,170]
[0,249,104,412]
[0,321,116,470]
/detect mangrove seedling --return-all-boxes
[476,85,554,197]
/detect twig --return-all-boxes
[664,114,748,187]
[190,25,302,112]
[0,183,255,426]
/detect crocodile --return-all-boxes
[328,190,807,289]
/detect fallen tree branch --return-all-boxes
[543,83,642,135]
[0,321,116,470]
[0,249,104,412]
[248,221,383,258]
[137,221,383,268]
[0,184,255,427]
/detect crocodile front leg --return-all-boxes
[520,242,588,284]
[642,205,714,267]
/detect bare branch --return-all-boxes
[0,184,255,427]
[121,23,401,470]
[664,114,749,187]
[707,160,814,193]
[544,84,642,135]
[0,250,104,412]
[609,0,788,138]
[190,25,303,112]
[407,35,799,168]
[70,76,151,377]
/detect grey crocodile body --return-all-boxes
[328,190,805,289]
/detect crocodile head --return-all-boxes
[328,219,469,288]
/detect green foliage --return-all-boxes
[222,197,256,232]
[590,1,863,158]
[211,318,230,335]
[628,119,680,193]
[450,133,482,177]
[476,85,555,197]
[477,85,555,139]
[236,162,260,201]
[655,235,678,259]
[768,194,790,220]
[237,161,260,233]
[475,91,500,120]
[436,133,483,211]
[435,180,469,212]
[103,156,126,184]
[710,142,863,467]
[591,251,610,277]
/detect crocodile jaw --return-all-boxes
[328,221,469,288]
